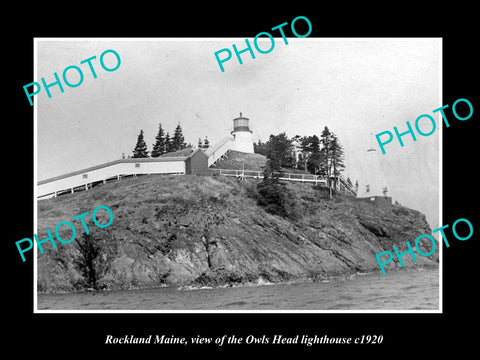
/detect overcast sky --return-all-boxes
[36,38,441,229]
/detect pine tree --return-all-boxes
[320,126,334,182]
[330,134,345,189]
[306,135,322,174]
[265,132,294,172]
[164,132,172,153]
[151,123,166,157]
[132,129,149,158]
[299,136,310,171]
[171,123,186,152]
[254,140,268,155]
[203,136,209,148]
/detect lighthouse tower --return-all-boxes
[231,112,254,153]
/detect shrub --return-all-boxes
[312,183,333,200]
[256,178,297,219]
[243,180,259,200]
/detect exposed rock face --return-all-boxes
[37,175,438,293]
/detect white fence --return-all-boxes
[210,168,357,196]
[210,168,327,184]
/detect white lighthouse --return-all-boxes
[231,112,254,153]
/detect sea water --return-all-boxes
[37,268,439,311]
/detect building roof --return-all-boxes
[159,147,194,157]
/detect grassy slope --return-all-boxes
[211,150,311,174]
[210,150,267,170]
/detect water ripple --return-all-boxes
[37,268,439,311]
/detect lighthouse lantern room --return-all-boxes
[231,112,254,153]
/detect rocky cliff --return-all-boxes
[37,174,438,293]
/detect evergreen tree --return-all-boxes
[297,153,306,171]
[265,132,295,172]
[299,136,310,153]
[330,134,345,189]
[203,136,209,149]
[132,129,149,158]
[171,123,186,152]
[164,132,172,153]
[262,157,282,181]
[306,135,322,174]
[298,136,310,171]
[151,123,166,157]
[254,139,268,155]
[320,126,334,182]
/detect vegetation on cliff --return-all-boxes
[37,174,438,293]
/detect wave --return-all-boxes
[255,277,275,286]
[177,285,214,291]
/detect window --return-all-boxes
[82,174,88,179]
[366,184,370,193]
[135,163,140,168]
